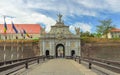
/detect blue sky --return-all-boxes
[0,0,120,33]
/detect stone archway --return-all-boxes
[71,50,75,57]
[45,50,50,57]
[55,44,65,58]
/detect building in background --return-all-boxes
[107,28,120,38]
[102,28,120,38]
[0,24,41,39]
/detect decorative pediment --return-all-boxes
[41,14,80,39]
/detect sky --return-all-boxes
[0,0,120,33]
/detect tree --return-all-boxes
[96,19,115,38]
[80,31,94,37]
[92,33,102,38]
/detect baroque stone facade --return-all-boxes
[40,14,81,57]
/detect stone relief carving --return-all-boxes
[46,41,49,47]
[71,41,75,48]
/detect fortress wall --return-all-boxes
[0,41,40,62]
[81,43,120,61]
[0,46,4,61]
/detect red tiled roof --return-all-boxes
[110,28,120,32]
[0,24,41,34]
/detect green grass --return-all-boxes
[81,37,120,43]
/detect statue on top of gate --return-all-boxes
[56,13,64,24]
[75,27,80,35]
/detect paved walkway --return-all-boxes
[20,59,97,75]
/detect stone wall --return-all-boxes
[0,41,40,62]
[81,43,120,61]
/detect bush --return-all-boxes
[81,37,120,43]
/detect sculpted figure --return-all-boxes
[75,27,80,35]
[57,14,62,22]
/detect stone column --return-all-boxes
[40,40,43,56]
[79,40,81,56]
[51,40,54,56]
[69,40,70,56]
[77,40,81,56]
[50,41,52,56]
[66,40,69,56]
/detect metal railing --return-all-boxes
[84,57,120,67]
[74,57,120,74]
[0,56,46,75]
[1,55,120,75]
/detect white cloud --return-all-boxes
[69,22,92,34]
[0,12,56,32]
[0,0,120,33]
[25,0,120,15]
[105,0,120,12]
[0,0,56,32]
[75,0,120,13]
[75,0,107,10]
[24,0,97,16]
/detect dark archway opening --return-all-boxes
[55,44,65,58]
[71,50,75,57]
[45,50,49,57]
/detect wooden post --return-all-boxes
[37,57,39,64]
[25,61,28,69]
[79,57,81,64]
[74,57,76,61]
[89,62,92,69]
[43,56,45,61]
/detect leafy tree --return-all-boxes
[96,19,115,38]
[80,31,94,37]
[92,33,102,38]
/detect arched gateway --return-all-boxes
[56,44,65,57]
[40,14,81,58]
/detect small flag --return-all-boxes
[23,29,30,37]
[12,21,18,33]
[4,16,7,33]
